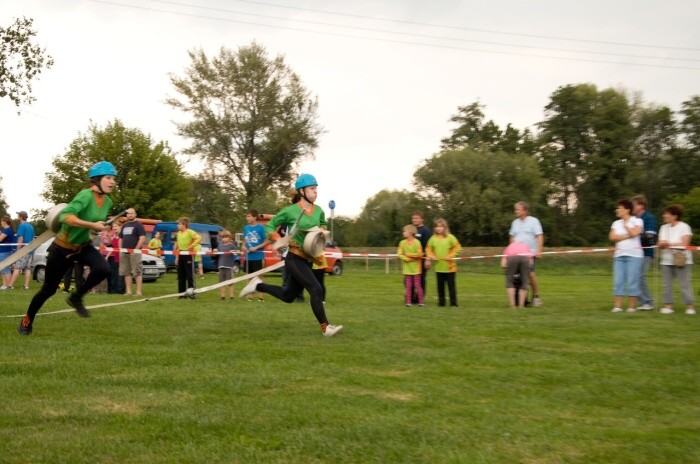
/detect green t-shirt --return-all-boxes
[426,234,462,273]
[397,238,423,275]
[265,203,327,248]
[57,188,113,245]
[176,229,200,252]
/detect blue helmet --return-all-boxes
[88,161,117,179]
[295,173,317,190]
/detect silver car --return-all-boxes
[31,237,167,283]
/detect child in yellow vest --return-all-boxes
[397,224,424,307]
[426,218,462,307]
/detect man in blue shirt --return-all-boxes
[242,209,270,301]
[509,201,544,307]
[10,211,35,290]
[632,195,658,311]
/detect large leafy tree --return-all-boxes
[167,42,322,214]
[664,96,700,197]
[0,176,8,218]
[441,101,536,156]
[353,190,428,247]
[413,148,544,246]
[0,17,54,110]
[43,120,193,220]
[627,101,676,209]
[538,84,634,244]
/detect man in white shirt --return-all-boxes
[509,201,544,307]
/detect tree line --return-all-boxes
[341,93,699,247]
[1,20,697,245]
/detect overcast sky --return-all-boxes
[1,0,698,221]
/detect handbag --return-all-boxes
[673,250,687,267]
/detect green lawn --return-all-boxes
[1,253,698,463]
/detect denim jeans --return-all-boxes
[613,256,643,296]
[638,256,654,305]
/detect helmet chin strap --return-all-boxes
[93,177,106,195]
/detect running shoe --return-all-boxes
[17,316,33,336]
[239,276,262,298]
[67,293,90,318]
[323,324,343,337]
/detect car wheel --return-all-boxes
[331,261,343,276]
[35,265,46,283]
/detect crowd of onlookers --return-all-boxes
[0,197,696,315]
[396,196,694,314]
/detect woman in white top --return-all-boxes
[657,204,695,315]
[609,199,644,313]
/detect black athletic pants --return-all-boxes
[257,253,329,325]
[26,242,109,321]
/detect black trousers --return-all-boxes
[258,253,329,325]
[436,272,457,307]
[27,242,109,320]
[177,255,194,292]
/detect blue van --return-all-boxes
[152,222,240,273]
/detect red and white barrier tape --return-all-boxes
[2,243,698,261]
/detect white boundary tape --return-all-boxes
[3,260,285,319]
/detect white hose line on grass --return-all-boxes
[5,261,285,319]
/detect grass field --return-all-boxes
[1,251,698,463]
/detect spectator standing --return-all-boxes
[118,208,146,296]
[242,209,269,302]
[148,231,163,253]
[426,218,462,308]
[631,195,658,311]
[10,211,35,290]
[411,211,432,304]
[500,241,533,309]
[194,234,204,279]
[397,224,424,307]
[509,201,544,307]
[109,224,124,294]
[609,199,644,313]
[0,215,16,290]
[214,229,238,300]
[174,217,200,298]
[657,204,695,315]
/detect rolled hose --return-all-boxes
[302,228,327,257]
[45,203,68,233]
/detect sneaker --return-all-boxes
[0,285,10,290]
[66,293,90,318]
[418,303,425,307]
[611,307,623,313]
[532,296,543,307]
[23,286,30,290]
[17,316,33,336]
[660,308,674,315]
[685,309,696,315]
[405,304,412,307]
[626,307,637,313]
[323,324,343,337]
[239,276,262,298]
[637,304,654,311]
